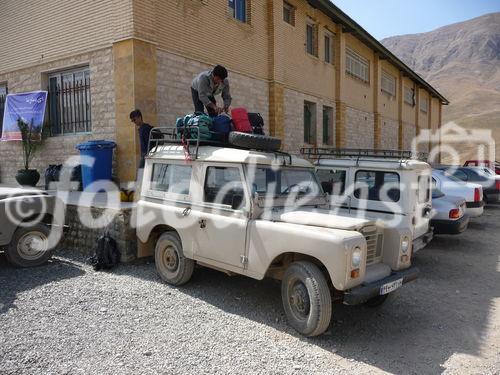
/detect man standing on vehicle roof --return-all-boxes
[191,65,232,117]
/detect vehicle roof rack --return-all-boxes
[148,126,293,164]
[300,147,428,162]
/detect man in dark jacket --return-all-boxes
[130,109,153,168]
[191,65,232,117]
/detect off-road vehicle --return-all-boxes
[303,148,434,254]
[0,187,64,267]
[136,130,419,336]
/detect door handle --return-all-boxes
[182,207,191,217]
[198,219,206,229]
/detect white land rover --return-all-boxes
[136,131,419,336]
[304,148,434,254]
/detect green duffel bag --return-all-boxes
[176,112,212,141]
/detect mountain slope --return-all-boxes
[382,12,500,161]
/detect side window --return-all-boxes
[204,166,246,209]
[432,177,438,188]
[450,169,468,181]
[354,170,400,202]
[316,169,346,195]
[418,175,431,203]
[150,163,192,195]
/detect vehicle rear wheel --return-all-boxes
[364,294,389,307]
[155,232,194,286]
[281,261,332,337]
[6,224,53,267]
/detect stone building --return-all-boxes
[0,0,448,186]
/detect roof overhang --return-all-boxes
[308,0,449,105]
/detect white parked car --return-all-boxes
[306,149,433,254]
[136,132,419,336]
[432,169,484,218]
[430,188,469,235]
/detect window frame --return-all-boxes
[420,96,428,113]
[202,164,249,211]
[283,1,295,26]
[228,0,248,23]
[354,170,401,202]
[404,86,416,106]
[346,48,370,83]
[322,105,333,145]
[303,101,316,144]
[147,162,193,201]
[324,31,333,64]
[306,21,315,56]
[0,83,7,135]
[48,66,91,136]
[316,168,347,196]
[381,70,396,97]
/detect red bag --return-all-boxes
[231,108,252,133]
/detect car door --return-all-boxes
[189,163,250,270]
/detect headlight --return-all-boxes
[401,236,410,254]
[351,246,363,268]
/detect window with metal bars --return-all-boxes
[346,48,369,83]
[0,84,7,135]
[47,68,91,136]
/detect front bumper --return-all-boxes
[431,214,469,235]
[343,266,420,305]
[412,230,433,253]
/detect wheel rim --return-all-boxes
[288,280,311,320]
[160,244,179,273]
[17,231,48,260]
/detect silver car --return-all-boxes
[430,188,469,235]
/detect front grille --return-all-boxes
[360,225,383,265]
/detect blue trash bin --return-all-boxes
[76,140,116,191]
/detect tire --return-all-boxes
[281,261,332,337]
[155,232,194,286]
[6,224,53,267]
[364,294,389,307]
[228,131,281,151]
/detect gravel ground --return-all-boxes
[1,205,499,375]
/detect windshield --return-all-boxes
[432,188,445,199]
[247,167,322,196]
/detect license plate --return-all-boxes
[380,278,403,295]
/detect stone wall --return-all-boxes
[403,122,417,150]
[380,118,399,150]
[156,49,269,129]
[345,106,374,148]
[282,88,336,153]
[0,48,116,186]
[63,204,137,262]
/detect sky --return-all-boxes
[331,0,500,40]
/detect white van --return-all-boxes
[304,149,433,254]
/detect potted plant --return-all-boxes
[15,118,42,186]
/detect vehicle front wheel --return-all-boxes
[155,232,194,286]
[6,224,53,267]
[281,261,332,337]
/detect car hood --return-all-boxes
[0,187,48,201]
[271,208,373,231]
